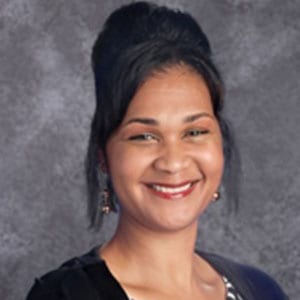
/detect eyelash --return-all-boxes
[185,129,210,137]
[128,128,209,142]
[128,133,157,141]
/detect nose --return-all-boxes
[153,141,191,174]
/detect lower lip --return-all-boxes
[146,183,197,200]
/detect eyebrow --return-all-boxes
[124,112,214,126]
[183,112,214,122]
[124,117,158,126]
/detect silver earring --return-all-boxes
[212,191,220,202]
[101,189,111,214]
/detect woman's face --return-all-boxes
[106,65,224,233]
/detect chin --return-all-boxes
[147,213,200,233]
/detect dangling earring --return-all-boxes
[101,188,111,214]
[212,191,220,202]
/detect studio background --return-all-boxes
[0,0,299,299]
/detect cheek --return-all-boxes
[107,145,130,178]
[106,146,134,201]
[198,141,224,177]
[106,143,149,181]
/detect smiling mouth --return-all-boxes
[145,181,199,199]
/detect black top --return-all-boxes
[26,247,288,300]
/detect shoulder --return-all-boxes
[199,252,289,300]
[26,248,103,300]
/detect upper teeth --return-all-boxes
[151,183,192,193]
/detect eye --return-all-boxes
[128,133,157,141]
[185,128,209,137]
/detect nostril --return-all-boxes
[153,152,191,174]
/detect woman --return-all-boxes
[26,2,288,300]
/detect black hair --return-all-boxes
[86,1,240,230]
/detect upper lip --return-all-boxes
[144,180,200,188]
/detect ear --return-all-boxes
[98,150,108,173]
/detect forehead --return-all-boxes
[122,65,213,120]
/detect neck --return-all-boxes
[100,215,200,289]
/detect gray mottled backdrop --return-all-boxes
[0,0,299,299]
